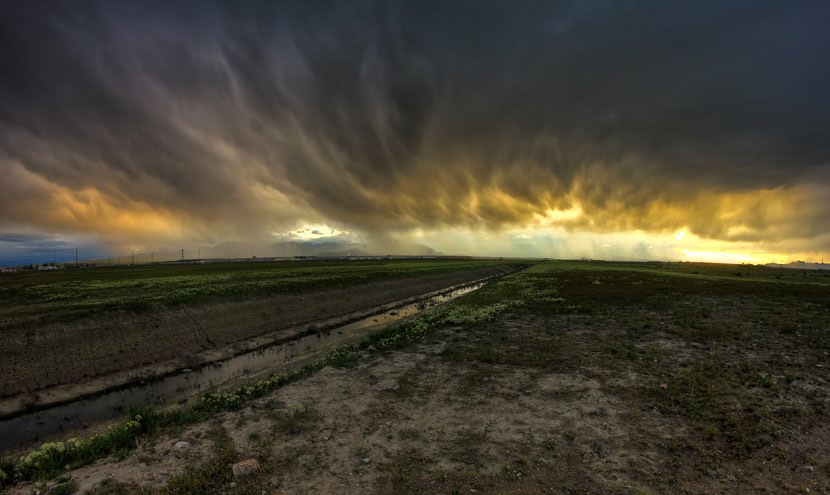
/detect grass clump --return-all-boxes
[272,403,314,435]
[85,479,143,494]
[49,480,79,495]
[160,428,237,495]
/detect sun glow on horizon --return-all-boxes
[273,223,352,241]
[681,249,761,264]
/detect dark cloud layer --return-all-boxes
[1,1,829,247]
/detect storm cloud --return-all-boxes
[1,1,829,254]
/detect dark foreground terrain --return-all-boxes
[3,261,830,494]
[0,259,516,414]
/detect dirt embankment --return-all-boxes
[0,265,514,408]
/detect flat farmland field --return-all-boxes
[0,259,521,409]
[3,260,830,494]
[0,259,518,320]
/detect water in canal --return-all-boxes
[0,279,489,450]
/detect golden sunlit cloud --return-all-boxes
[50,188,181,237]
[2,161,182,240]
[533,205,584,225]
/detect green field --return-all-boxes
[0,259,519,320]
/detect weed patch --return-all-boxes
[160,428,238,495]
[271,403,314,435]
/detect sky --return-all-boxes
[1,1,829,265]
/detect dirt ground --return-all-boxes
[0,265,513,412]
[11,268,830,495]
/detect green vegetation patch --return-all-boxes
[0,259,517,320]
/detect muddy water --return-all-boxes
[0,280,487,451]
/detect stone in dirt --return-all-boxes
[232,459,261,478]
[173,441,190,449]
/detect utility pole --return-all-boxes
[181,249,185,260]
[53,250,56,266]
[75,248,78,266]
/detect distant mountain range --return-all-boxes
[766,261,830,270]
[198,239,443,259]
[273,240,443,257]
